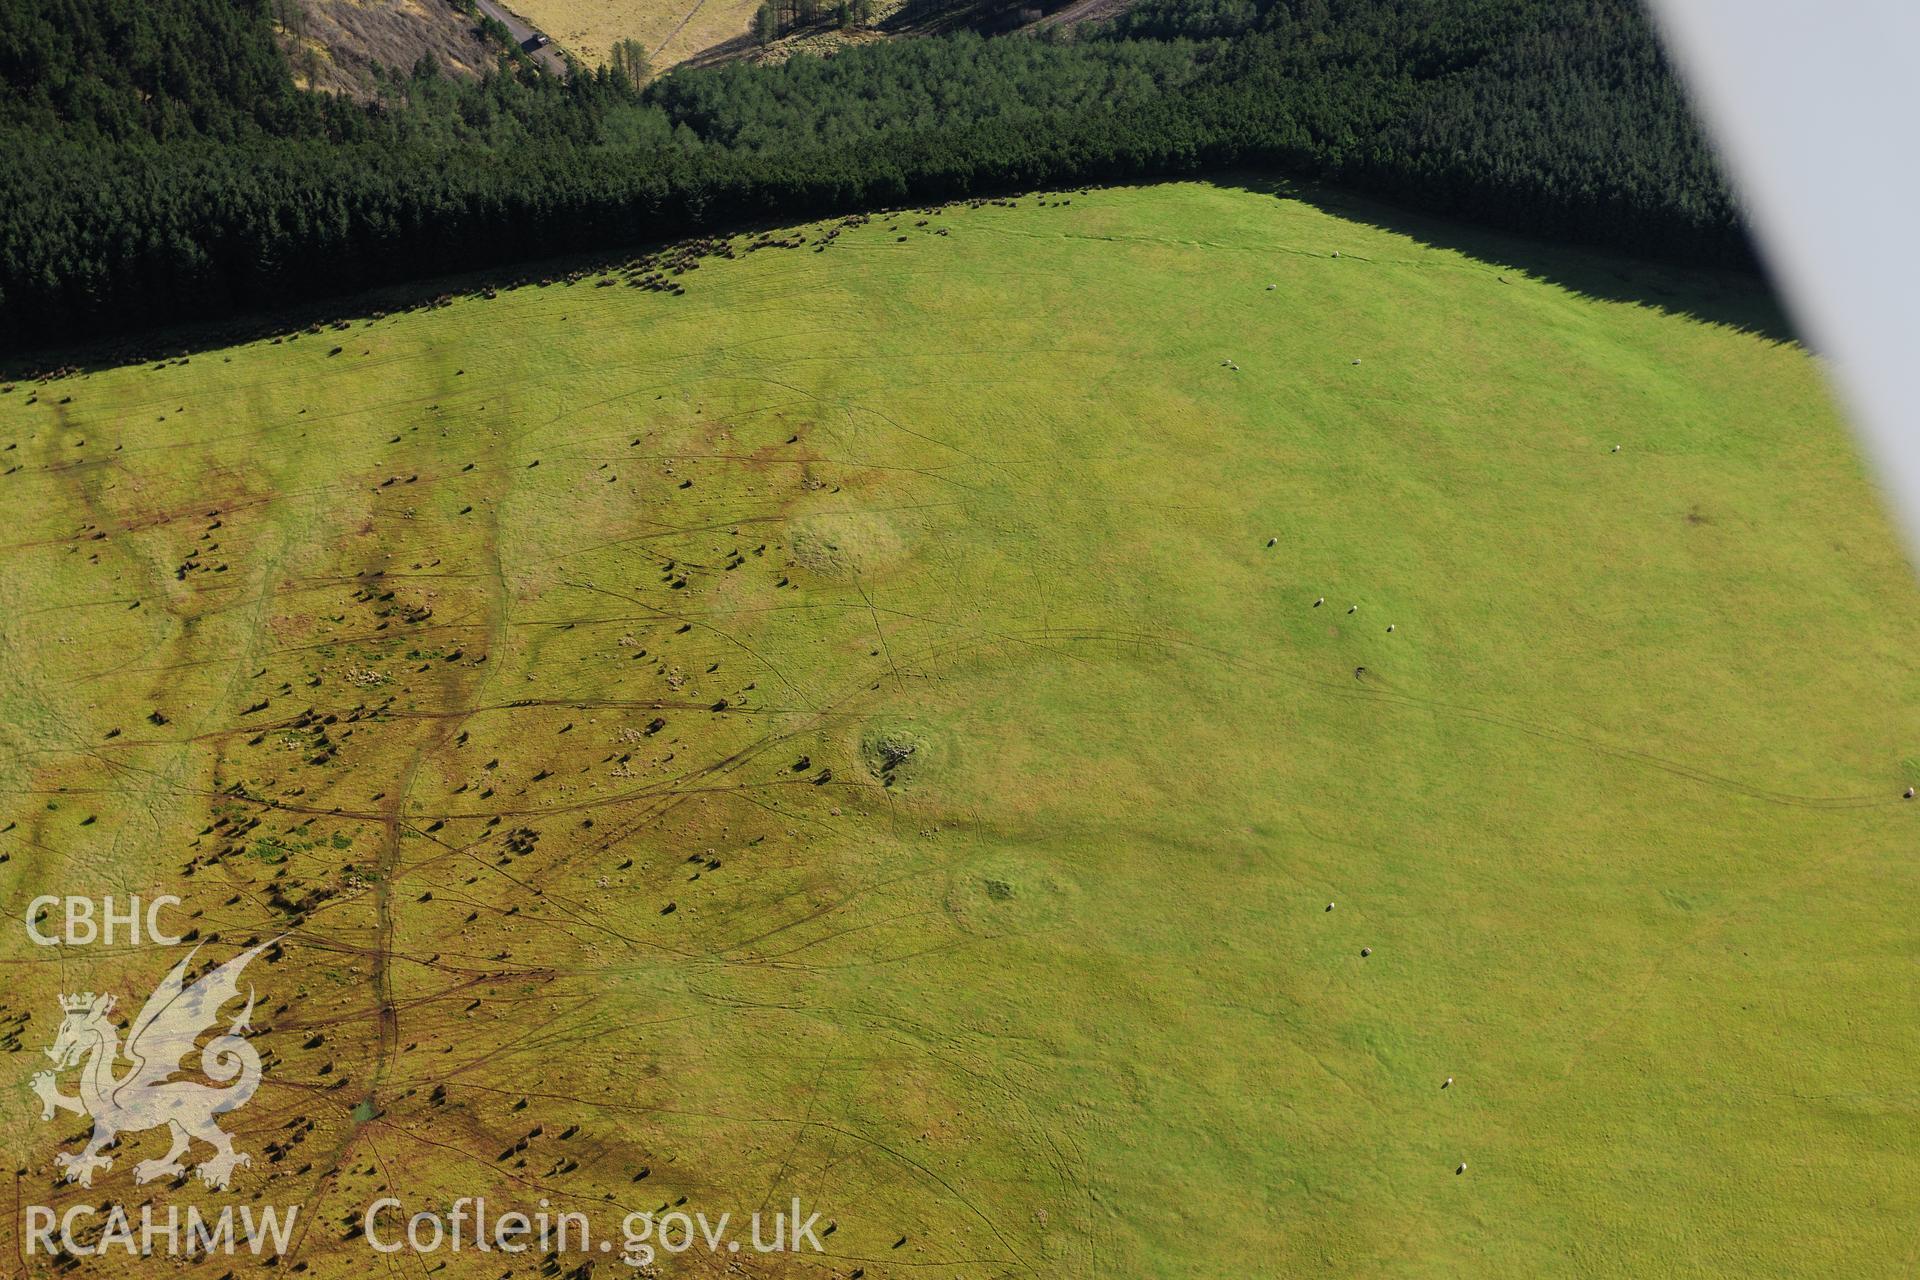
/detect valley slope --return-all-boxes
[1,181,1914,1278]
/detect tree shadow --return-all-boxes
[677,32,760,70]
[3,172,1802,379]
[1217,175,1799,347]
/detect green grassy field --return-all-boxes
[1,180,1914,1278]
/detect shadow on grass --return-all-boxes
[1,173,1800,381]
[677,31,761,69]
[0,244,736,382]
[1220,175,1798,346]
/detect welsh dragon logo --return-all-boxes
[28,940,275,1190]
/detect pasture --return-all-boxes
[0,181,1914,1277]
[511,0,764,68]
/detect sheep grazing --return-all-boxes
[1456,1162,1467,1175]
[1906,787,1915,800]
[1611,444,1621,453]
[1326,902,1335,912]
[1314,597,1325,607]
[1267,537,1277,547]
[1360,947,1372,957]
[1386,624,1395,633]
[1347,604,1357,614]
[1442,1077,1453,1089]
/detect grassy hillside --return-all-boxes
[513,0,765,68]
[1,181,1913,1278]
